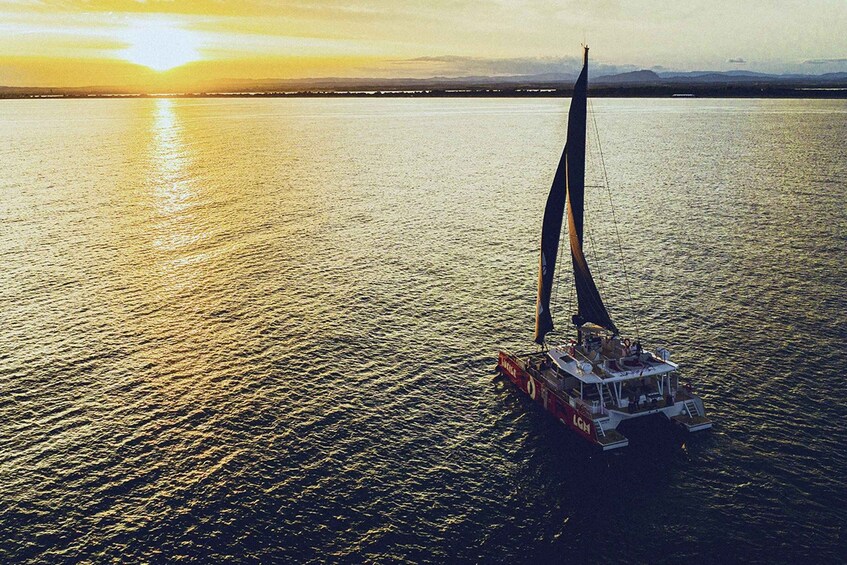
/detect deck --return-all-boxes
[595,428,629,450]
[671,414,713,432]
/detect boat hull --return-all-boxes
[497,351,626,450]
[497,350,711,450]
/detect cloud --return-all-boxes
[727,57,745,63]
[399,55,582,76]
[803,58,847,65]
[387,55,637,77]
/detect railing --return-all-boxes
[572,396,607,417]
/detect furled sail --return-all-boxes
[566,47,618,335]
[533,140,568,344]
[534,46,617,344]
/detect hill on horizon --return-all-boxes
[3,68,847,97]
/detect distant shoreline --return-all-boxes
[3,85,847,100]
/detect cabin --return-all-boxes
[524,323,698,419]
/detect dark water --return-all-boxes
[1,98,845,563]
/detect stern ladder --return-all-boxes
[684,400,701,418]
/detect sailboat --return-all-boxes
[497,47,712,450]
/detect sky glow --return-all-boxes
[118,19,204,72]
[0,0,845,88]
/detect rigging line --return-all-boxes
[583,115,606,300]
[588,98,639,339]
[551,240,560,308]
[584,220,605,297]
[579,210,613,324]
[567,256,575,323]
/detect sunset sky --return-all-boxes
[1,0,846,89]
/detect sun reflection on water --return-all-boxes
[152,99,193,218]
[148,99,211,286]
[151,100,204,247]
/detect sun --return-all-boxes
[119,19,203,72]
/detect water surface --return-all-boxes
[1,97,845,562]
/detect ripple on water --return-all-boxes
[1,98,846,562]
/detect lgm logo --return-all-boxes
[573,414,591,435]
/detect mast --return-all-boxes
[534,46,618,345]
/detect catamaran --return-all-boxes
[497,47,712,450]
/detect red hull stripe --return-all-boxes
[498,351,597,444]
